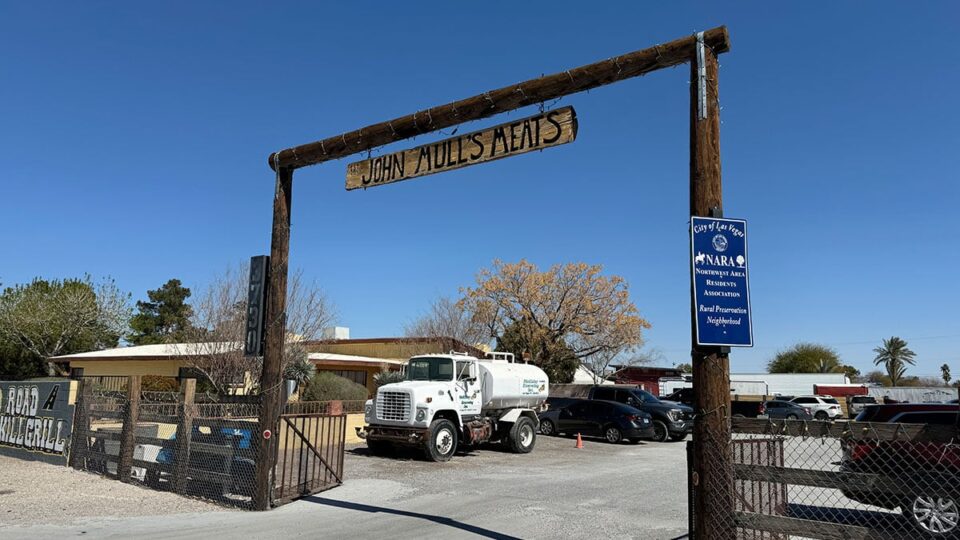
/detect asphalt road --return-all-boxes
[0,434,690,540]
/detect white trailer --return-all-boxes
[358,352,549,461]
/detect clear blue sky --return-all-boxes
[2,3,958,376]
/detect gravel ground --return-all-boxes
[1,434,690,539]
[0,456,227,527]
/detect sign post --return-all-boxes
[691,216,752,348]
[244,255,270,357]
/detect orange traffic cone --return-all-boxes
[575,433,583,449]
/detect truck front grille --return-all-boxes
[377,392,410,422]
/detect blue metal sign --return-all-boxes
[691,216,753,347]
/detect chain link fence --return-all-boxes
[691,416,960,539]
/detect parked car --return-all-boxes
[763,400,812,420]
[790,395,842,420]
[660,388,766,419]
[536,399,654,444]
[847,395,878,416]
[586,386,693,442]
[841,404,960,537]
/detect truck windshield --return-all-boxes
[632,389,661,403]
[406,357,454,381]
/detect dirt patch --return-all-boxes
[0,455,227,526]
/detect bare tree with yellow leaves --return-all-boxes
[459,260,650,382]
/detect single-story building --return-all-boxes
[49,330,486,397]
[608,366,685,395]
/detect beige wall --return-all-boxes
[70,359,184,377]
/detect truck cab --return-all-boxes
[359,352,548,461]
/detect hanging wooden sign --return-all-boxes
[346,106,577,190]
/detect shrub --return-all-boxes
[142,375,180,392]
[300,371,368,402]
[373,370,404,388]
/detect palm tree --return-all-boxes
[873,336,916,387]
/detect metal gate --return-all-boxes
[273,405,347,505]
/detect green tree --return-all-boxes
[129,279,194,345]
[0,277,130,375]
[839,364,860,381]
[873,336,916,387]
[675,363,693,373]
[283,343,315,386]
[496,319,579,383]
[767,343,842,374]
[942,364,952,386]
[863,370,892,386]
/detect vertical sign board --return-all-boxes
[691,217,753,347]
[244,255,269,357]
[0,380,76,464]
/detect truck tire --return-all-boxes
[506,417,537,454]
[424,419,458,462]
[367,439,393,457]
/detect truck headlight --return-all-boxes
[668,409,683,422]
[364,401,373,416]
[416,408,427,422]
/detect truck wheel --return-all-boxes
[507,417,537,454]
[367,439,393,457]
[424,419,458,462]
[651,420,669,442]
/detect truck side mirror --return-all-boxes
[468,364,477,380]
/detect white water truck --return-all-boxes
[357,352,549,461]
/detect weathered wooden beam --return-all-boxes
[117,375,141,482]
[269,26,729,171]
[345,106,577,190]
[732,417,960,443]
[734,512,872,540]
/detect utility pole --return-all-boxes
[689,33,734,539]
[253,166,293,511]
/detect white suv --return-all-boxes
[790,395,843,420]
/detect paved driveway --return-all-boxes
[1,435,689,539]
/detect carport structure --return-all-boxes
[253,26,733,539]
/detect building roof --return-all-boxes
[308,352,405,367]
[304,336,487,358]
[50,342,240,361]
[610,366,684,379]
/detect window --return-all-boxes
[456,361,473,381]
[766,402,781,409]
[407,357,454,381]
[793,397,815,404]
[895,412,959,425]
[851,396,876,404]
[594,387,616,400]
[320,369,368,387]
[823,398,840,405]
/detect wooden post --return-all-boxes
[253,166,293,510]
[69,379,92,470]
[174,378,196,494]
[690,35,734,539]
[117,375,141,482]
